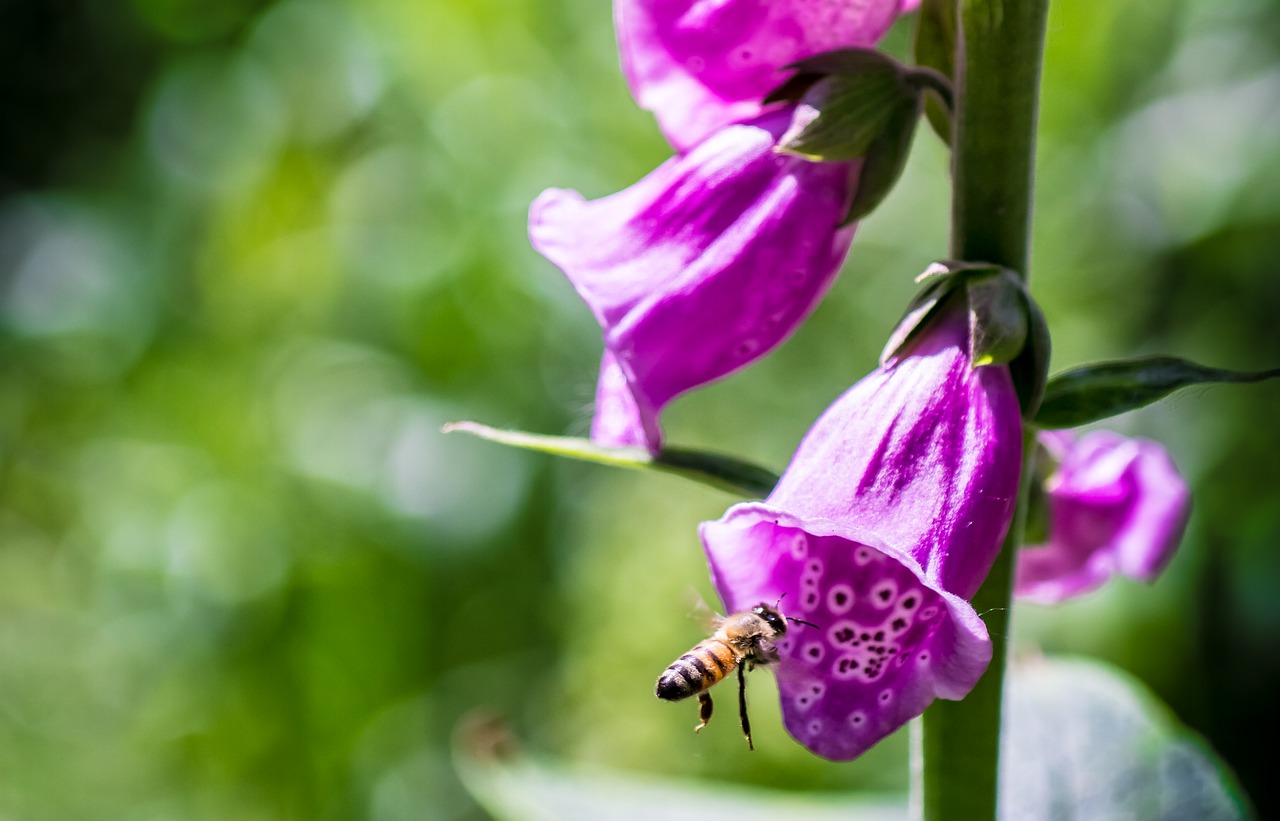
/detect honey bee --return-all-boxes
[654,600,817,750]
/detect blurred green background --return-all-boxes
[1,0,1277,818]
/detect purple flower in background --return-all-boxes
[700,309,1022,760]
[616,0,915,150]
[1015,430,1190,604]
[530,109,856,451]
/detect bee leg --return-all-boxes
[737,664,753,751]
[694,692,713,733]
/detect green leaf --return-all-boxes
[1033,357,1280,428]
[1004,657,1252,819]
[442,421,779,498]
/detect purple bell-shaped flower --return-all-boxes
[700,308,1023,760]
[530,109,857,451]
[1015,430,1190,604]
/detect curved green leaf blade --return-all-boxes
[1033,357,1280,428]
[1004,657,1252,819]
[442,421,779,498]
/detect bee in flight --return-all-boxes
[654,600,817,750]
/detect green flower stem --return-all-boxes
[918,0,1051,817]
[949,0,1051,276]
[916,429,1036,820]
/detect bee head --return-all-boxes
[751,602,788,635]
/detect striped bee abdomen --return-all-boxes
[655,638,738,701]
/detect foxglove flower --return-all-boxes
[530,109,856,451]
[700,309,1022,760]
[616,0,917,150]
[1015,431,1190,604]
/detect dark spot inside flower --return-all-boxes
[860,632,871,641]
[878,589,892,602]
[833,591,848,606]
[805,592,818,607]
[919,652,930,663]
[834,627,855,643]
[888,647,897,654]
[808,646,821,659]
[879,691,892,703]
[892,618,907,632]
[851,714,864,725]
[902,596,917,609]
[874,630,885,641]
[837,658,857,673]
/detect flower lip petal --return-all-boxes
[701,502,993,761]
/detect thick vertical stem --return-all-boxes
[917,431,1036,820]
[950,0,1050,274]
[917,0,1050,818]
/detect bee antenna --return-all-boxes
[771,594,817,630]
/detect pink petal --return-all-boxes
[530,109,856,451]
[616,0,907,150]
[1015,431,1191,604]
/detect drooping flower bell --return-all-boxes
[530,109,857,451]
[1015,430,1190,604]
[699,306,1023,760]
[615,0,917,150]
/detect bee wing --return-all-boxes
[682,587,725,630]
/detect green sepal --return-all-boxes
[966,269,1028,368]
[913,0,958,144]
[761,71,823,106]
[881,262,1050,417]
[442,421,779,498]
[776,62,916,163]
[879,262,964,366]
[1008,285,1051,418]
[962,266,1050,416]
[881,261,996,366]
[841,97,922,222]
[785,47,905,78]
[1033,358,1280,429]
